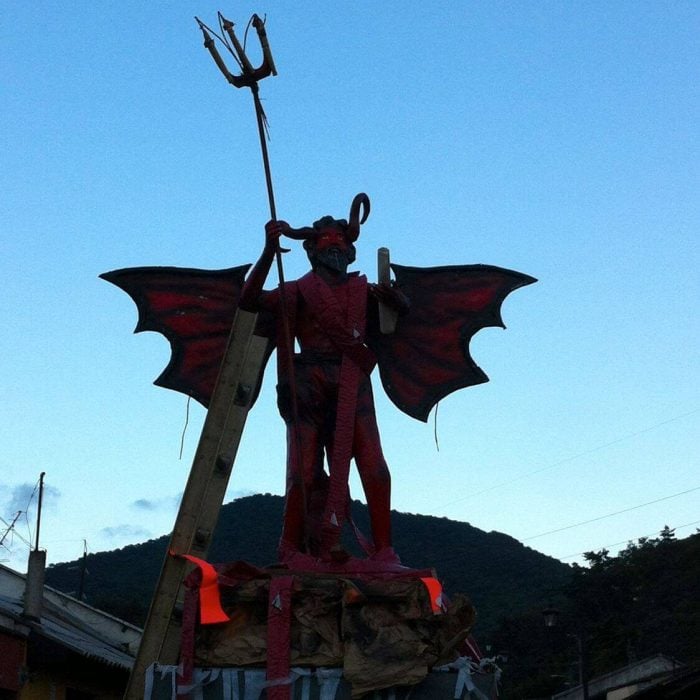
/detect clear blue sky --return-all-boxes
[2,2,698,574]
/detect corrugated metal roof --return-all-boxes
[0,573,137,670]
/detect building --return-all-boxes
[0,554,140,699]
[552,654,687,700]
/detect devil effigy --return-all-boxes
[102,192,534,698]
[101,11,538,699]
[103,193,534,564]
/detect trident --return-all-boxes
[195,13,308,545]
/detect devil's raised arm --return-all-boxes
[238,220,285,311]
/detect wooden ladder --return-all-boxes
[123,309,269,699]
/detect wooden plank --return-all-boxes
[377,247,398,334]
[124,309,269,699]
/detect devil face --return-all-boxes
[315,228,348,252]
[306,226,356,272]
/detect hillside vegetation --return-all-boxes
[489,528,700,698]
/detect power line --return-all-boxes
[410,516,700,578]
[557,519,700,561]
[522,485,700,542]
[438,408,699,509]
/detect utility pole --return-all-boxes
[34,472,45,551]
[78,540,88,602]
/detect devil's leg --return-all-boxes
[278,421,325,556]
[353,381,392,551]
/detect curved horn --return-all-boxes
[347,193,370,242]
[281,225,315,241]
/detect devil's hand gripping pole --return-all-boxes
[123,16,281,699]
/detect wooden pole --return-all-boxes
[378,247,398,334]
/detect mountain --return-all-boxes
[43,500,699,699]
[44,493,570,639]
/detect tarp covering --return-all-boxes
[182,563,476,698]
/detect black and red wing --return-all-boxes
[368,264,536,422]
[100,265,253,407]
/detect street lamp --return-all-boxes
[542,607,590,700]
[542,606,559,628]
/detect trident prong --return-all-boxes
[196,14,276,90]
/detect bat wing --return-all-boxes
[100,265,272,407]
[368,263,536,422]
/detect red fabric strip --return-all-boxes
[266,575,295,700]
[420,576,445,613]
[173,552,229,624]
[297,273,370,555]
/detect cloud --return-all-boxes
[131,498,157,511]
[100,524,151,540]
[130,492,182,512]
[2,481,60,519]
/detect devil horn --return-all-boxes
[282,225,315,240]
[347,193,370,242]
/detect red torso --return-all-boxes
[295,281,353,354]
[260,271,369,358]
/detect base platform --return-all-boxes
[145,663,498,699]
[178,559,480,698]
